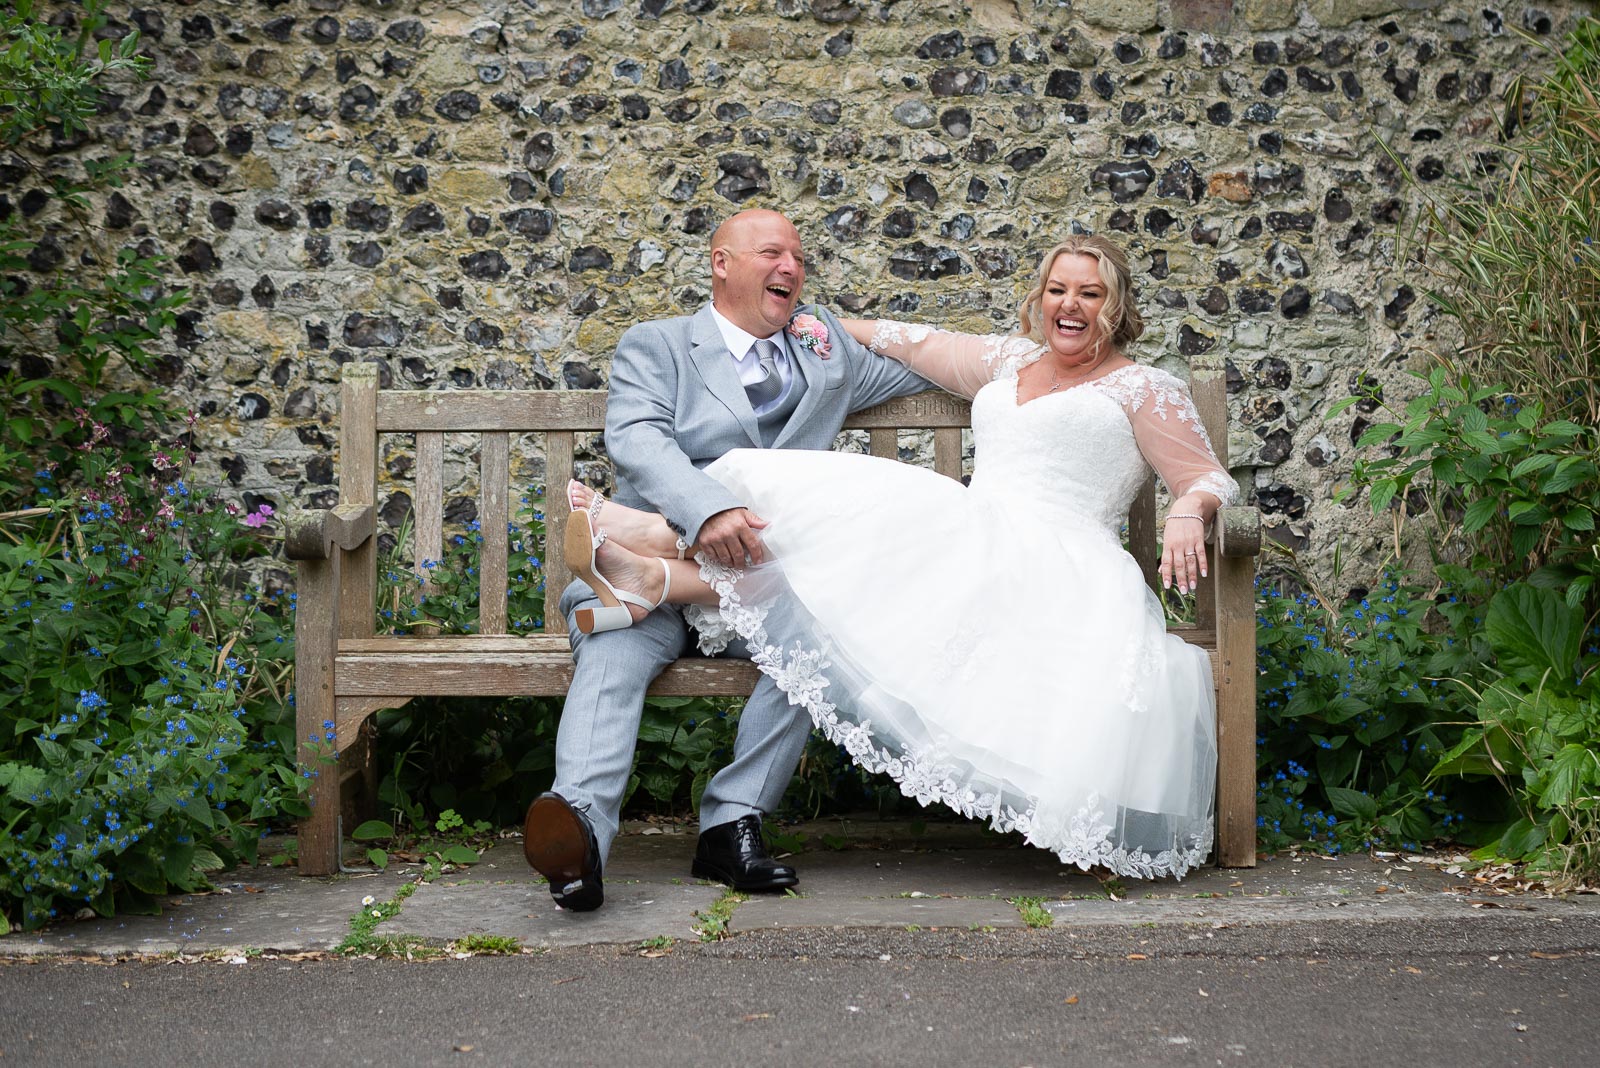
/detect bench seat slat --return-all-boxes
[334,650,763,697]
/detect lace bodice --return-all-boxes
[868,321,1238,533]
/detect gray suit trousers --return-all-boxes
[553,578,812,864]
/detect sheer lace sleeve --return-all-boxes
[866,320,1044,400]
[1102,367,1238,505]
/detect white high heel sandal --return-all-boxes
[566,480,692,560]
[564,508,672,634]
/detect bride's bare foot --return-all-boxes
[593,536,666,624]
[567,480,686,559]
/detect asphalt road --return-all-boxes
[3,922,1595,1067]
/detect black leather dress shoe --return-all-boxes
[691,814,798,892]
[523,792,603,912]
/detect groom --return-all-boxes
[523,209,930,911]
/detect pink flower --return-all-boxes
[243,504,275,528]
[787,312,831,359]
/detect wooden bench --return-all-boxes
[286,359,1261,876]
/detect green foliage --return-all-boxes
[0,1,182,499]
[1011,896,1053,929]
[0,1,147,145]
[1255,563,1486,855]
[0,433,302,932]
[692,887,746,941]
[1429,584,1600,884]
[1335,371,1600,612]
[453,933,522,956]
[335,880,439,959]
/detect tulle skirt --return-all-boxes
[685,448,1217,878]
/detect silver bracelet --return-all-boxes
[1166,512,1206,523]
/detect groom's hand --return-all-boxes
[697,507,770,567]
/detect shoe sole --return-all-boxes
[690,858,798,892]
[523,795,592,884]
[564,511,616,635]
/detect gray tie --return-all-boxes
[744,339,783,409]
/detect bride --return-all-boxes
[564,235,1236,879]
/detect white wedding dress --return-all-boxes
[684,323,1239,878]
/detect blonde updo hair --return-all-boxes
[1016,234,1144,354]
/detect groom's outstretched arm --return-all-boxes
[605,321,744,546]
[806,306,936,412]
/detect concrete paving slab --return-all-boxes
[771,845,1105,899]
[7,816,1598,960]
[734,895,1023,931]
[464,832,702,883]
[2,866,412,958]
[381,877,722,948]
[1045,889,1529,927]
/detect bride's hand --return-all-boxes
[1159,516,1207,594]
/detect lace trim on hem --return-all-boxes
[691,556,1213,880]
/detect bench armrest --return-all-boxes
[1210,505,1261,558]
[285,502,376,561]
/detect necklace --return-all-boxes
[1044,350,1111,392]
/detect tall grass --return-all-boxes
[1406,20,1600,426]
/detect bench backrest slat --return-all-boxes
[932,427,962,480]
[868,428,896,460]
[377,391,609,433]
[479,432,510,635]
[340,366,380,639]
[413,431,445,636]
[1191,361,1228,631]
[1128,480,1160,594]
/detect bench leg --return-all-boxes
[1214,553,1258,867]
[295,554,343,876]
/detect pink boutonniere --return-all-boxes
[787,312,832,359]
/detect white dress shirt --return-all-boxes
[709,304,795,415]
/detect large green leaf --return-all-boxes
[2,762,46,802]
[1541,745,1599,807]
[440,844,478,865]
[1542,457,1598,494]
[1496,817,1547,860]
[1462,497,1500,532]
[1484,583,1581,679]
[1325,786,1378,822]
[1429,728,1500,779]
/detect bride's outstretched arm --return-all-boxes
[838,318,1036,400]
[1125,370,1240,593]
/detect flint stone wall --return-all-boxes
[8,0,1593,581]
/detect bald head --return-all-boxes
[709,209,807,338]
[710,209,799,258]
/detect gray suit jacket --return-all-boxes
[605,304,931,543]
